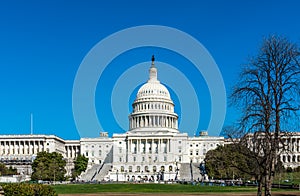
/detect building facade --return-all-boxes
[0,57,299,181]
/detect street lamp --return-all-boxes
[116,170,119,182]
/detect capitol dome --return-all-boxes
[136,77,171,100]
[128,55,178,133]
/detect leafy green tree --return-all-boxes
[0,163,18,176]
[31,151,66,181]
[72,154,88,179]
[205,144,258,180]
[205,144,284,182]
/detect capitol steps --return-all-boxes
[94,163,112,181]
[178,163,192,181]
[191,163,202,181]
[80,164,101,182]
[178,163,202,182]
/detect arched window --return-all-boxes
[137,166,141,172]
[161,166,165,172]
[129,166,132,172]
[153,166,157,172]
[121,166,124,172]
[169,165,173,172]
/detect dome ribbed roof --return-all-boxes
[137,82,171,99]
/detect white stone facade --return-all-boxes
[0,135,80,175]
[1,57,299,181]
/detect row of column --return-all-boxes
[284,138,300,152]
[134,102,173,112]
[127,138,171,155]
[65,145,80,158]
[0,140,44,155]
[130,115,177,129]
[281,154,300,163]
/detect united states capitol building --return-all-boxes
[1,57,300,182]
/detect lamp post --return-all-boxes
[116,170,119,182]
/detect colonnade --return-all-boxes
[127,138,171,155]
[283,138,300,152]
[281,154,300,163]
[133,102,173,112]
[65,145,80,158]
[130,115,177,129]
[0,140,44,155]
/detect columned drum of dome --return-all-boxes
[128,56,179,133]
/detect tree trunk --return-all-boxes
[265,175,272,196]
[257,178,263,196]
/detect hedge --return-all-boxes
[1,183,57,196]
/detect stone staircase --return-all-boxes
[80,164,101,182]
[191,163,202,181]
[178,163,202,181]
[178,163,191,181]
[94,163,112,181]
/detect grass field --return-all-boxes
[52,183,260,194]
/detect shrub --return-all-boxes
[1,183,57,196]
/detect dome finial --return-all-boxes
[149,55,158,82]
[151,55,155,67]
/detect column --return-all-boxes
[159,139,162,153]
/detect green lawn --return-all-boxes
[53,183,258,194]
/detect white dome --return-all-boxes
[129,56,178,133]
[137,81,171,99]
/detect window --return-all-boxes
[119,157,122,162]
[92,145,94,148]
[121,166,124,172]
[133,157,136,162]
[196,150,199,156]
[190,144,192,147]
[91,151,94,156]
[142,157,145,162]
[99,150,102,156]
[178,141,181,144]
[153,166,157,172]
[169,165,173,172]
[85,151,88,156]
[119,147,122,153]
[196,144,198,147]
[179,156,182,162]
[190,151,193,155]
[164,156,167,161]
[129,166,132,172]
[137,166,141,172]
[160,166,165,172]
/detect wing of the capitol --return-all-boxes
[0,56,299,182]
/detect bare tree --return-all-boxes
[230,35,300,196]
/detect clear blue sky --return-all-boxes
[0,0,299,139]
